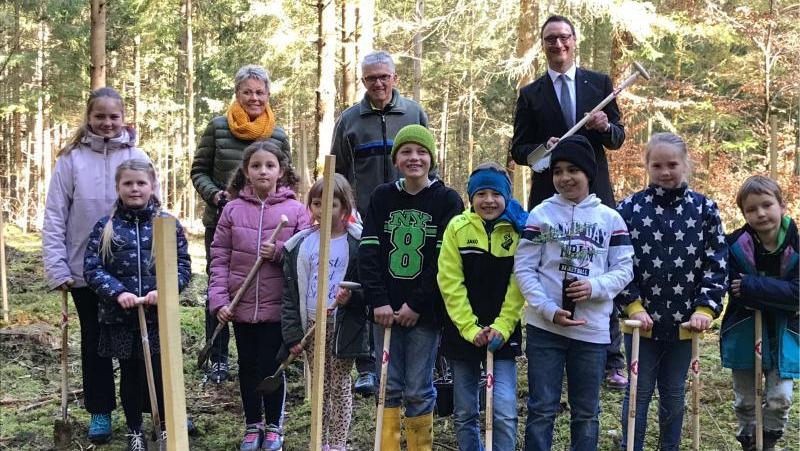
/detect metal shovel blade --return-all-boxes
[53,418,73,449]
[256,372,284,395]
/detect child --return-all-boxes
[208,140,311,451]
[437,162,527,451]
[615,132,727,451]
[281,174,371,451]
[83,159,191,450]
[43,87,152,443]
[360,124,464,450]
[721,175,798,451]
[514,135,634,451]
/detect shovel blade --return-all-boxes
[196,344,212,369]
[256,374,283,395]
[54,419,73,449]
[526,144,549,167]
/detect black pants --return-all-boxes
[606,305,625,370]
[233,322,285,426]
[120,355,164,431]
[72,287,116,413]
[355,321,376,375]
[205,226,230,364]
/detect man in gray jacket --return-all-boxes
[331,51,428,395]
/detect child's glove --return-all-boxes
[488,335,504,352]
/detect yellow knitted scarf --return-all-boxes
[226,100,276,140]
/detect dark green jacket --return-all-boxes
[190,115,290,227]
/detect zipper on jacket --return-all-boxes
[253,199,267,322]
[135,217,143,297]
[380,113,388,182]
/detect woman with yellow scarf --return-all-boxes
[190,64,291,388]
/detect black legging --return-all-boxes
[72,287,117,413]
[233,322,285,426]
[119,353,164,431]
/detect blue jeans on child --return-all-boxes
[524,325,606,451]
[451,358,518,451]
[374,323,440,417]
[732,368,794,436]
[620,334,691,451]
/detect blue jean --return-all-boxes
[374,323,440,417]
[524,325,606,451]
[620,335,691,451]
[452,358,518,451]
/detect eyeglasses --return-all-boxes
[543,34,573,45]
[363,74,393,85]
[238,89,268,98]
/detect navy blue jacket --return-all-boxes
[84,200,192,325]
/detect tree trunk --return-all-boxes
[316,0,337,170]
[341,0,357,106]
[795,99,800,177]
[186,0,196,225]
[90,0,107,90]
[133,35,141,131]
[412,0,424,102]
[355,0,374,99]
[610,29,632,86]
[34,18,45,228]
[769,115,777,179]
[439,50,451,184]
[514,0,538,91]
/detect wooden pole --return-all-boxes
[681,322,701,450]
[485,349,494,451]
[154,217,189,450]
[623,319,642,451]
[769,115,778,179]
[755,309,763,451]
[1,210,9,322]
[137,302,162,436]
[310,155,336,448]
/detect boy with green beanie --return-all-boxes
[360,124,463,450]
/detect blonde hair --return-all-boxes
[645,132,689,164]
[307,174,355,225]
[99,159,160,264]
[59,88,126,156]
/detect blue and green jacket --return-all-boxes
[720,216,799,379]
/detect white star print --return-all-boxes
[630,228,640,240]
[685,300,692,309]
[642,270,651,280]
[641,243,652,254]
[652,311,662,322]
[654,230,663,241]
[686,272,695,282]
[686,218,696,228]
[652,284,662,296]
[645,195,653,203]
[675,230,685,241]
[704,270,714,280]
[695,259,702,269]
[675,256,684,267]
[642,216,653,227]
[718,259,727,269]
[686,244,697,255]
[633,203,642,213]
[655,205,664,215]
[653,257,663,268]
[673,312,684,322]
[676,204,684,215]
[674,284,684,295]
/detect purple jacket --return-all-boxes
[43,127,152,289]
[209,185,311,323]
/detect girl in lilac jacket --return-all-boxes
[208,140,310,450]
[42,87,152,443]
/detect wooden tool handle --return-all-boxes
[623,319,643,328]
[60,290,69,421]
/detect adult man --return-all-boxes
[510,15,629,397]
[331,51,429,396]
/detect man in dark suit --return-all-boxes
[511,15,625,210]
[511,15,629,398]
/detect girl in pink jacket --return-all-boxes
[208,140,310,451]
[43,87,151,443]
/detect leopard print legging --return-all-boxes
[305,318,354,450]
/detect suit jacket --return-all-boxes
[510,68,625,209]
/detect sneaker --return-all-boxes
[126,429,148,451]
[187,416,199,436]
[209,361,230,384]
[261,424,284,450]
[354,372,377,396]
[605,368,628,390]
[158,430,167,451]
[240,424,264,451]
[88,413,112,443]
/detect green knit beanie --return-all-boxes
[391,124,437,169]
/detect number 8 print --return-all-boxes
[388,226,425,278]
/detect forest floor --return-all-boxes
[0,226,797,450]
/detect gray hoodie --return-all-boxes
[514,193,634,344]
[43,127,151,289]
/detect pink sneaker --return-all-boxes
[606,368,628,390]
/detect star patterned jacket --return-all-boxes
[615,184,727,341]
[84,200,192,326]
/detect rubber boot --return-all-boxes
[404,412,433,451]
[380,407,401,451]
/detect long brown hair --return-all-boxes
[307,173,355,226]
[59,87,126,156]
[227,140,298,198]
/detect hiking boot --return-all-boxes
[209,361,230,384]
[354,372,377,396]
[88,413,112,443]
[736,434,755,451]
[187,416,199,436]
[261,424,284,450]
[240,424,264,451]
[127,429,148,451]
[605,368,628,390]
[764,429,782,451]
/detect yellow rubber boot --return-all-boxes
[380,406,401,451]
[404,412,433,451]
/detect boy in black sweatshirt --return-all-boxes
[359,125,463,450]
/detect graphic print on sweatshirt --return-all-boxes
[530,221,610,277]
[382,209,437,279]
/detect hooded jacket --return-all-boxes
[515,193,634,344]
[43,127,152,289]
[615,184,727,340]
[331,89,428,215]
[84,200,192,325]
[281,223,372,359]
[191,115,290,227]
[208,185,311,323]
[721,217,799,379]
[438,211,524,361]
